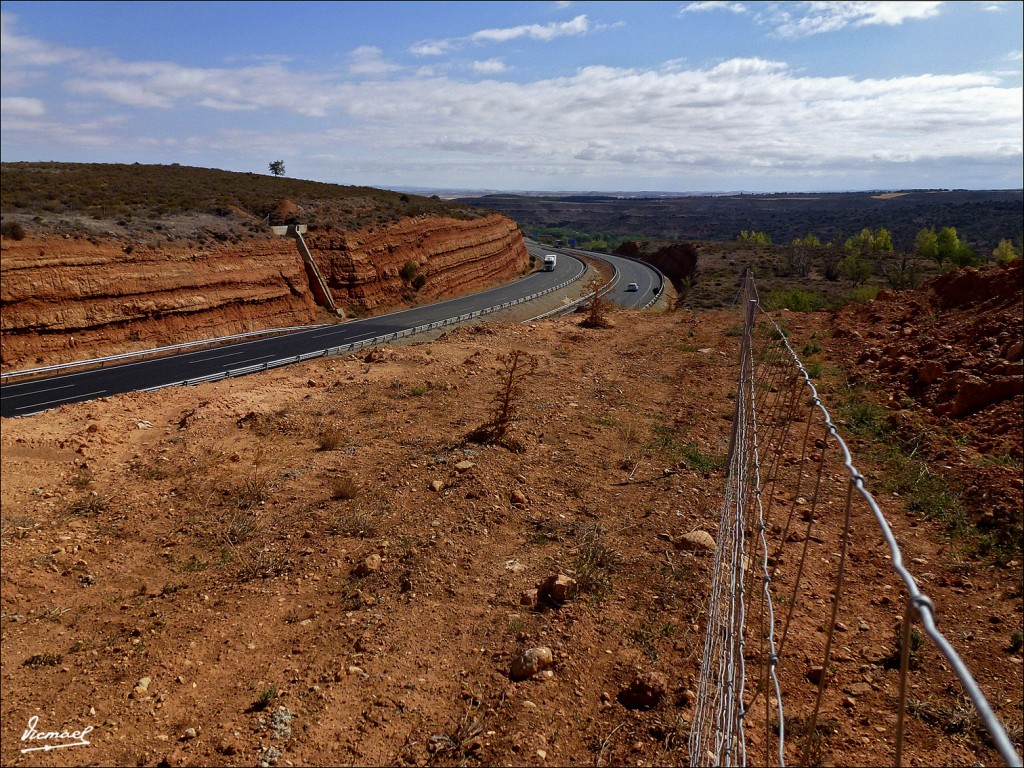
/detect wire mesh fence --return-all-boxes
[690,273,1022,767]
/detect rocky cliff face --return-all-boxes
[0,236,320,371]
[305,214,529,313]
[1,214,529,372]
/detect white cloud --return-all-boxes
[679,2,749,15]
[1,96,45,117]
[347,46,400,77]
[469,14,590,43]
[0,11,82,67]
[1,10,1019,190]
[409,40,454,57]
[411,13,592,57]
[772,1,943,38]
[472,59,509,75]
[1008,50,1024,62]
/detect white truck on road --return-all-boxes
[542,254,557,272]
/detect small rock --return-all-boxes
[675,530,716,554]
[130,676,152,699]
[918,361,943,385]
[510,647,553,680]
[182,727,197,740]
[618,671,668,709]
[454,460,476,473]
[429,480,444,493]
[680,688,697,707]
[539,574,578,604]
[353,554,381,577]
[520,589,540,610]
[510,489,528,507]
[806,666,825,685]
[537,749,547,759]
[845,682,873,697]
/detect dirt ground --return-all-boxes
[1,273,1021,767]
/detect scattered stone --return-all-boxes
[429,480,444,493]
[157,748,184,768]
[675,530,716,554]
[136,421,154,430]
[130,676,152,699]
[539,574,578,604]
[520,589,540,610]
[537,749,547,759]
[844,682,873,697]
[353,554,381,577]
[806,666,825,685]
[510,489,528,507]
[504,559,527,573]
[510,647,554,680]
[680,688,697,707]
[454,460,476,473]
[918,360,943,385]
[618,671,668,709]
[181,727,197,740]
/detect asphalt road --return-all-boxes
[579,248,662,308]
[530,243,662,308]
[1,253,586,418]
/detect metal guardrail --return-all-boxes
[0,324,331,385]
[135,258,590,394]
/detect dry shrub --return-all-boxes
[467,350,537,448]
[330,507,379,539]
[329,474,360,501]
[317,425,344,451]
[580,278,614,329]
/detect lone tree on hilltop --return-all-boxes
[268,160,285,177]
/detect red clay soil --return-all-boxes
[1,268,1021,767]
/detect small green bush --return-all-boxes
[1,221,26,240]
[399,260,418,282]
[845,285,880,304]
[764,288,829,313]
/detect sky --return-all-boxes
[1,1,1022,193]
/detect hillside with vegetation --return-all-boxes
[0,163,527,371]
[0,162,483,245]
[459,189,1022,260]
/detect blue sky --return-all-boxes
[1,1,1021,192]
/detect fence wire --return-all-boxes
[689,273,1023,768]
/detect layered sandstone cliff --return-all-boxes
[1,214,529,372]
[0,237,320,371]
[305,214,529,313]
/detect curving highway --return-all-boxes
[2,253,588,418]
[530,242,663,309]
[2,244,664,418]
